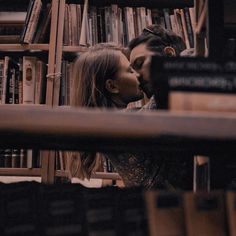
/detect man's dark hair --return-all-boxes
[128,24,186,56]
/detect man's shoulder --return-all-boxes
[139,96,157,111]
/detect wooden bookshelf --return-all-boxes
[88,0,194,8]
[0,0,214,184]
[0,44,50,51]
[53,170,121,180]
[91,172,121,180]
[0,0,61,184]
[0,168,41,176]
[0,105,235,153]
[63,45,88,52]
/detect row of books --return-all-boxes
[0,56,47,105]
[0,55,77,106]
[1,0,194,48]
[66,3,194,47]
[0,149,72,170]
[0,149,41,168]
[151,57,236,112]
[0,181,236,236]
[0,146,114,172]
[0,56,47,169]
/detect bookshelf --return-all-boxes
[0,0,59,183]
[0,105,235,152]
[0,105,235,195]
[0,1,235,234]
[0,44,50,51]
[0,0,198,184]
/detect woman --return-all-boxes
[71,44,143,108]
[69,43,145,181]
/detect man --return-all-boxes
[128,24,186,108]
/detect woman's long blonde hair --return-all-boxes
[68,43,123,179]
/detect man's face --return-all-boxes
[130,43,155,82]
[130,43,155,98]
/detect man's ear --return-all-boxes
[105,79,119,94]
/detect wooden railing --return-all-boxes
[0,104,235,153]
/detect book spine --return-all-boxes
[183,7,194,48]
[19,0,34,43]
[0,59,4,104]
[22,56,36,104]
[24,0,42,44]
[1,56,9,104]
[163,8,172,30]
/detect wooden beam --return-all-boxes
[0,44,49,51]
[0,105,235,154]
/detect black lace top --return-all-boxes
[105,151,193,190]
[104,97,236,190]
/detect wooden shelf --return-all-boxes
[0,168,121,180]
[55,170,121,180]
[87,0,194,8]
[63,45,88,52]
[91,172,121,180]
[55,170,69,177]
[0,44,49,51]
[0,104,235,154]
[0,168,41,176]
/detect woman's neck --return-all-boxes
[110,96,127,108]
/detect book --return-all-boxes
[22,56,36,104]
[183,7,194,48]
[0,59,4,104]
[163,8,172,30]
[226,191,236,236]
[174,9,185,43]
[79,0,89,46]
[39,183,88,236]
[151,57,236,111]
[184,191,226,236]
[124,7,135,44]
[34,59,46,104]
[116,187,149,236]
[3,149,12,167]
[63,4,69,46]
[33,3,52,43]
[76,4,82,44]
[145,191,185,236]
[84,187,117,236]
[12,149,21,167]
[19,0,35,43]
[20,0,43,44]
[5,58,19,104]
[1,56,10,104]
[69,4,78,45]
[2,182,40,235]
[180,9,190,49]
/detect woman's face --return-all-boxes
[115,52,144,104]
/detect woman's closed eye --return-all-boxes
[127,65,135,73]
